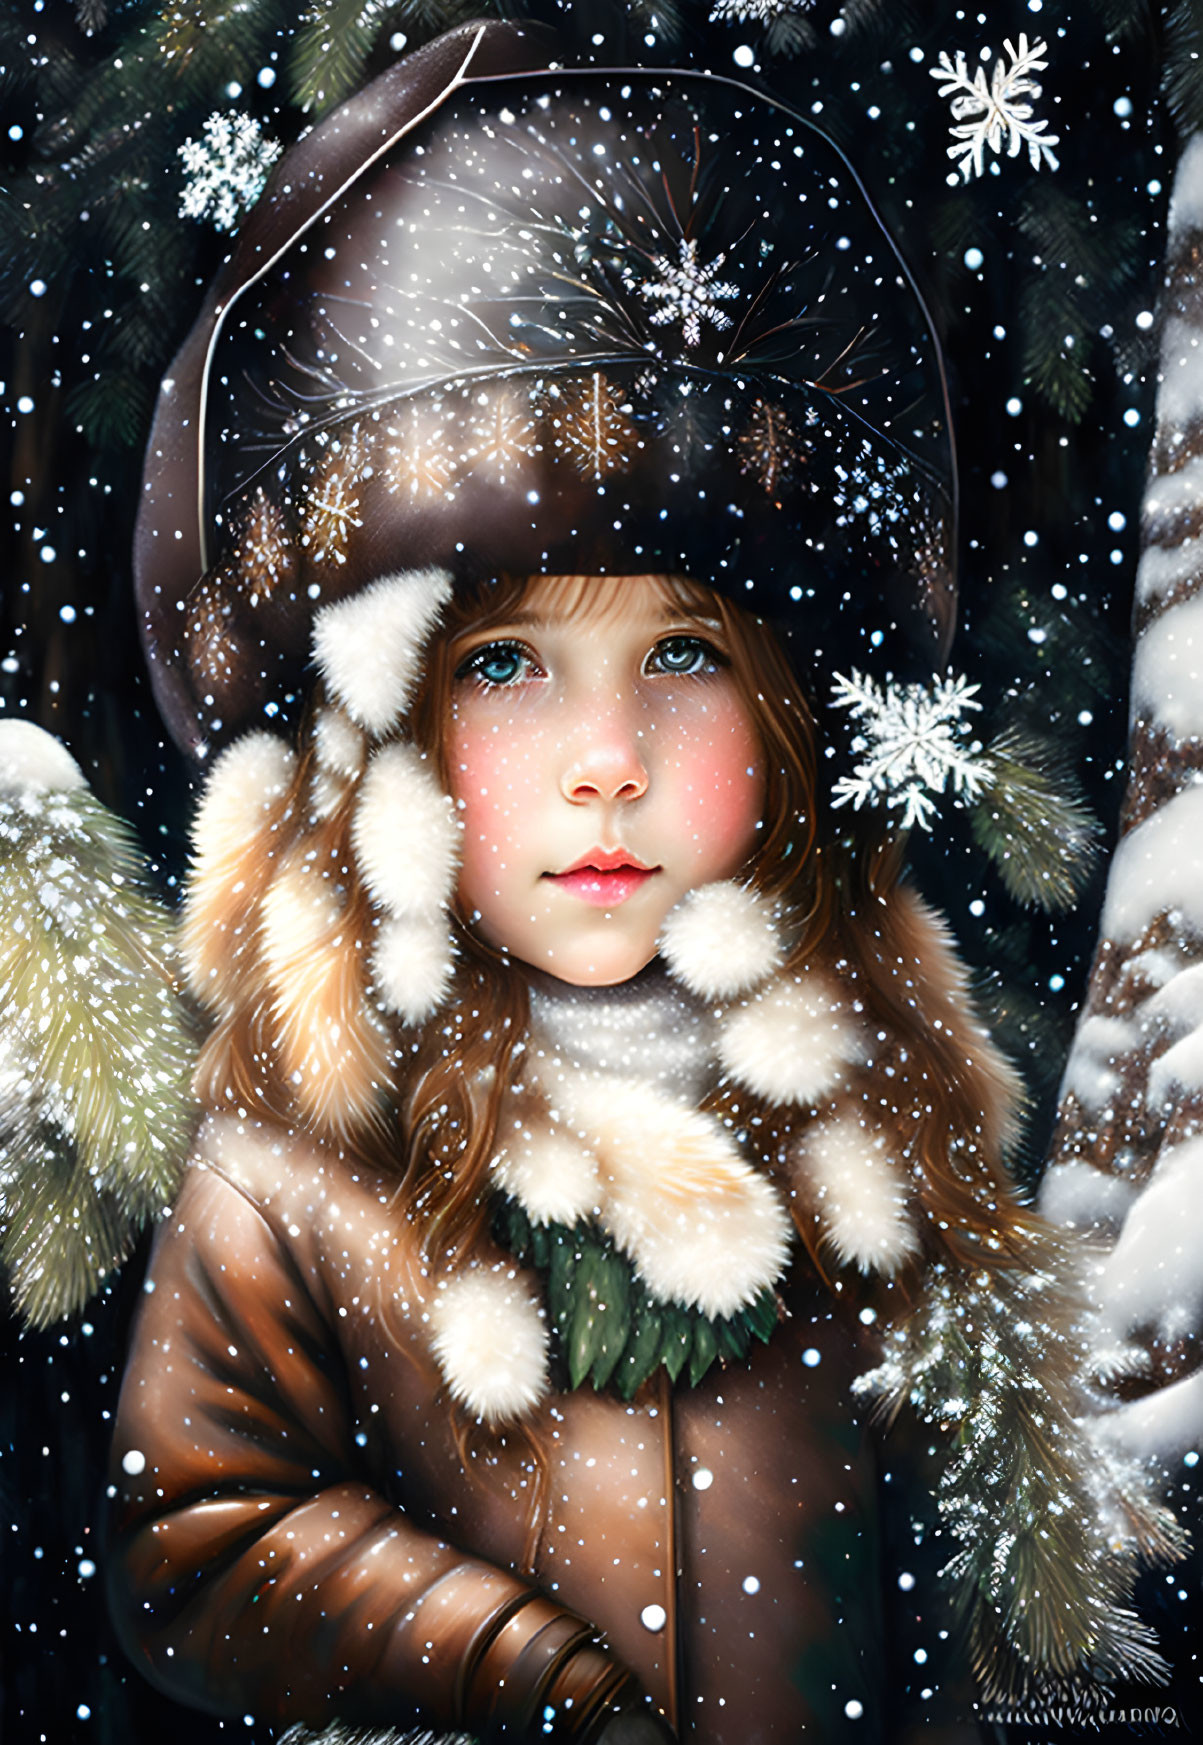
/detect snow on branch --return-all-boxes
[709,0,811,21]
[1040,130,1203,1460]
[931,35,1060,182]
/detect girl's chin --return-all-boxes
[508,936,660,990]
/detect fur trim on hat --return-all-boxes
[658,880,787,1001]
[260,856,390,1134]
[793,1108,919,1274]
[181,731,296,1012]
[719,972,867,1106]
[371,913,456,1026]
[313,705,367,779]
[312,568,452,735]
[351,744,460,918]
[429,1262,549,1423]
[543,1068,791,1318]
[0,720,86,796]
[310,764,347,821]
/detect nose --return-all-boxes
[560,712,649,805]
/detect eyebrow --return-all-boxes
[478,604,724,633]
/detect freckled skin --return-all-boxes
[448,576,765,987]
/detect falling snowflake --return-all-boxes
[829,669,987,831]
[710,0,809,20]
[930,35,1060,182]
[178,112,282,233]
[632,240,739,349]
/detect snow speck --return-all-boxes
[121,1449,146,1476]
[641,1603,667,1632]
[742,1575,760,1594]
[845,1700,864,1720]
[733,45,755,68]
[802,1347,821,1366]
[692,1467,714,1491]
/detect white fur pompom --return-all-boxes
[719,973,866,1106]
[658,881,787,1001]
[0,721,86,796]
[794,1111,918,1274]
[548,1070,791,1318]
[312,568,452,735]
[429,1264,548,1423]
[191,731,295,868]
[313,705,366,779]
[182,731,295,1005]
[491,1121,600,1227]
[371,913,455,1024]
[351,745,460,918]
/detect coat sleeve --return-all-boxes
[106,1164,638,1740]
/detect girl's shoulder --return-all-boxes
[182,1111,417,1268]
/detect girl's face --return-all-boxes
[446,575,765,986]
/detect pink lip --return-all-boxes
[545,848,659,908]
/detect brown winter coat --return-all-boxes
[107,1113,887,1744]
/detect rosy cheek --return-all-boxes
[448,717,539,908]
[671,709,764,852]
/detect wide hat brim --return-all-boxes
[136,20,957,758]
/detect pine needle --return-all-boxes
[969,731,1099,911]
[287,0,396,115]
[0,778,197,1327]
[856,1232,1186,1704]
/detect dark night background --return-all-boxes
[2,0,1200,1739]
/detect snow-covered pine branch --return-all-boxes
[1041,133,1203,1460]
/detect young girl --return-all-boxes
[106,22,1175,1741]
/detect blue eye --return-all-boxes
[646,636,724,677]
[455,641,534,687]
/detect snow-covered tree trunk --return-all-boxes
[1041,133,1203,1459]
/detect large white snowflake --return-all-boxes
[634,239,739,349]
[930,34,1060,182]
[829,669,987,831]
[178,112,282,234]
